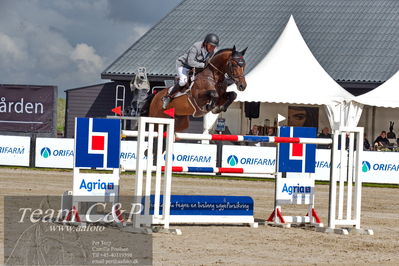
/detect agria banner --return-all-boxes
[74,118,120,169]
[278,127,316,173]
[73,118,121,197]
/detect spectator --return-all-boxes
[373,131,390,149]
[317,127,332,149]
[363,133,370,151]
[250,125,259,135]
[387,121,396,139]
[266,127,275,136]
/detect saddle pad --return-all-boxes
[172,90,187,98]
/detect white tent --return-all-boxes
[205,16,361,133]
[232,16,354,105]
[355,70,399,108]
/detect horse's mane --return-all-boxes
[214,48,233,56]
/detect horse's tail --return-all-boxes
[129,88,155,117]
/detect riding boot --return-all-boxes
[162,83,181,109]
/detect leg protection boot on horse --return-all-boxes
[162,83,181,109]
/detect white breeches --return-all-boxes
[177,66,190,86]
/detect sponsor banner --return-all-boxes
[121,142,217,171]
[34,141,217,170]
[120,141,139,170]
[222,145,276,174]
[314,149,332,181]
[73,118,121,197]
[148,195,254,216]
[34,139,138,169]
[361,151,399,184]
[278,126,316,173]
[10,132,399,185]
[35,138,74,168]
[73,173,119,197]
[0,135,30,166]
[223,146,399,184]
[276,177,314,204]
[300,149,399,184]
[75,118,121,169]
[0,84,55,132]
[173,143,217,167]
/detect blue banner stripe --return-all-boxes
[146,195,254,216]
[75,118,103,168]
[243,136,270,142]
[187,167,214,173]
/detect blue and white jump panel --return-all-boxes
[140,195,257,227]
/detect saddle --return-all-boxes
[168,68,196,98]
[165,68,226,117]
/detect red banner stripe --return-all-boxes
[211,135,239,141]
[274,137,300,143]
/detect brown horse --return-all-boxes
[149,46,247,132]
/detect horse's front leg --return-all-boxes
[212,91,237,114]
[205,90,219,111]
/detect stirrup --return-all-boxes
[162,96,171,109]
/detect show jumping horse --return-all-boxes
[148,46,247,132]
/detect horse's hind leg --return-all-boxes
[212,91,237,114]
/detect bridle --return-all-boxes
[227,55,245,79]
[208,53,245,81]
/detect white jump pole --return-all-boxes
[132,117,146,229]
[130,117,178,234]
[324,127,373,235]
[153,124,164,220]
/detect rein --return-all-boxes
[208,61,224,75]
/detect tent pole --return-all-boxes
[372,106,376,143]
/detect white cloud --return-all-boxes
[0,0,109,93]
[0,0,170,96]
[0,32,28,64]
[71,43,104,75]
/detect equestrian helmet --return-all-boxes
[204,33,219,47]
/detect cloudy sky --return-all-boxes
[0,0,183,97]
